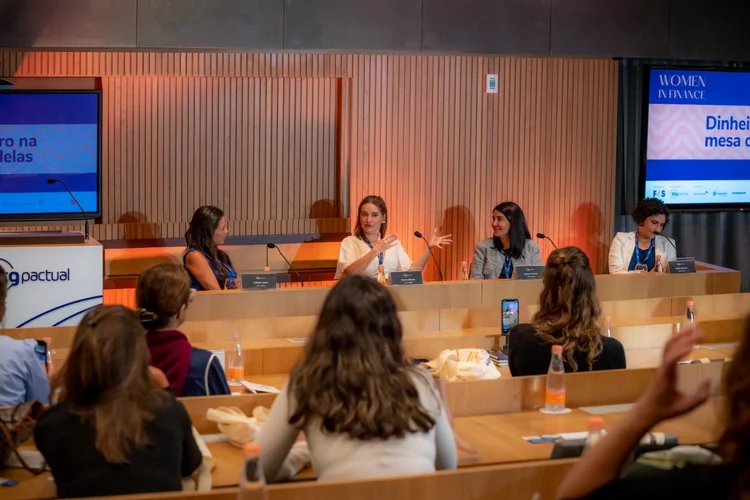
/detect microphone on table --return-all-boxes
[414,231,444,281]
[654,231,679,257]
[48,178,89,240]
[536,232,558,250]
[267,243,304,287]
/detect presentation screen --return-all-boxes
[0,91,102,221]
[643,68,750,209]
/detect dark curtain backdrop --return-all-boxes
[616,58,750,291]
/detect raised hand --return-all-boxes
[428,228,453,249]
[373,234,399,254]
[634,326,711,425]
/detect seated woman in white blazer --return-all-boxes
[335,195,452,279]
[470,201,542,280]
[609,198,677,274]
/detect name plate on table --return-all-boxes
[389,271,424,286]
[668,258,697,274]
[241,273,278,289]
[515,266,545,280]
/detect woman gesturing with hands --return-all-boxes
[335,195,452,280]
[557,326,716,499]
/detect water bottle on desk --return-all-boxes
[227,332,245,386]
[655,255,664,274]
[42,336,54,372]
[584,416,605,453]
[542,345,567,414]
[460,261,469,280]
[238,443,268,500]
[377,264,388,285]
[678,300,696,334]
[602,316,612,338]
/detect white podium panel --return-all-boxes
[0,244,103,328]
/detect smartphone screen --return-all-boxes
[501,299,519,336]
[35,340,48,367]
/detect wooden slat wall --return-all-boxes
[0,52,618,278]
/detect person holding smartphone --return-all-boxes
[0,264,51,405]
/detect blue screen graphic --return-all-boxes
[644,69,750,206]
[0,92,100,218]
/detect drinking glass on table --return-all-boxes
[224,278,242,290]
[634,263,648,274]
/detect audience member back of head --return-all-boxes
[256,274,458,483]
[136,262,230,397]
[509,247,626,376]
[34,305,202,498]
[0,264,50,406]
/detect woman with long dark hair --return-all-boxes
[34,305,202,498]
[335,195,452,279]
[256,275,457,482]
[509,246,626,376]
[470,201,542,279]
[184,205,237,290]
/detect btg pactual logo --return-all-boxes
[0,258,71,289]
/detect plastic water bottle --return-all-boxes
[584,416,605,453]
[42,336,54,372]
[460,261,469,280]
[227,332,245,386]
[680,300,696,332]
[602,316,612,338]
[377,264,388,285]
[237,443,268,500]
[544,345,566,413]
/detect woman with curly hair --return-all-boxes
[508,246,626,376]
[609,198,676,274]
[255,274,457,482]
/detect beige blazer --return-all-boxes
[608,232,677,274]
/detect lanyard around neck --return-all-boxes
[361,235,385,265]
[501,250,512,278]
[634,235,655,264]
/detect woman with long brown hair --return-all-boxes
[137,262,230,397]
[335,195,452,279]
[34,305,202,498]
[508,246,626,376]
[256,275,457,482]
[184,205,237,290]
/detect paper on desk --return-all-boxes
[240,380,281,394]
[699,342,738,350]
[580,403,635,415]
[4,449,45,469]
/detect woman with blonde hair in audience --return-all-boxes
[137,262,230,397]
[184,205,238,290]
[509,246,626,376]
[256,274,458,482]
[0,264,51,406]
[34,305,202,498]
